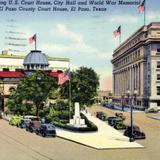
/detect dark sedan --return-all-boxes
[38,124,56,137]
[26,121,41,133]
[19,119,31,128]
[124,126,146,140]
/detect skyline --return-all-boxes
[0,0,160,90]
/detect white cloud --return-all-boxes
[147,11,160,21]
[42,24,112,60]
[52,24,83,43]
[40,43,70,53]
[109,15,138,24]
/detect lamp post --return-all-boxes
[121,95,124,111]
[126,89,137,142]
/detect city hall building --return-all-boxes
[0,50,69,111]
[112,22,160,110]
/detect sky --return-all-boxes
[0,0,160,91]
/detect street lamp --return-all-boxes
[126,89,137,142]
[121,95,125,111]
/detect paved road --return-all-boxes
[0,104,160,160]
[88,105,160,160]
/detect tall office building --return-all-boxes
[112,22,160,110]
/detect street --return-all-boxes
[0,104,160,160]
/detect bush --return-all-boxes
[52,113,98,132]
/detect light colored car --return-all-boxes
[9,115,22,126]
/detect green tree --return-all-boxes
[8,71,58,118]
[60,66,99,108]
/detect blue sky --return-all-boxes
[0,0,160,90]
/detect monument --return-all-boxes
[69,102,87,128]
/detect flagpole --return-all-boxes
[35,34,37,50]
[119,33,121,45]
[68,66,71,121]
[144,0,146,25]
[119,26,121,45]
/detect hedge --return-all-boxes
[52,113,98,132]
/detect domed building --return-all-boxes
[23,50,49,71]
[0,50,69,111]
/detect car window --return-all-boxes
[47,125,55,130]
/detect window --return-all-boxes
[157,74,160,80]
[157,61,160,68]
[157,86,160,95]
[157,48,160,52]
[157,101,160,106]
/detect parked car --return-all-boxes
[9,115,22,126]
[96,112,108,121]
[38,123,56,137]
[19,119,32,128]
[107,116,122,126]
[115,112,126,120]
[145,108,159,113]
[26,121,41,133]
[124,126,146,140]
[113,120,126,130]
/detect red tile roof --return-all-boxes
[0,71,24,78]
[0,71,61,78]
[49,72,62,77]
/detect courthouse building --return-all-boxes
[0,50,69,111]
[112,22,160,110]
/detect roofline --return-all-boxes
[0,54,70,62]
[113,22,160,54]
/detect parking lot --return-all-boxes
[0,104,160,160]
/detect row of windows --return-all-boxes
[121,36,142,54]
[114,50,141,68]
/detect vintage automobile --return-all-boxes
[9,115,22,126]
[96,112,108,121]
[145,108,159,113]
[124,126,146,139]
[113,120,126,130]
[18,116,38,128]
[115,112,126,120]
[26,121,41,133]
[38,123,56,137]
[19,119,32,128]
[107,116,122,126]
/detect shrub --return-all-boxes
[52,113,98,132]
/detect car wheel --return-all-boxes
[42,132,46,137]
[35,130,39,135]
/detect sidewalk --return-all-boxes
[56,112,143,149]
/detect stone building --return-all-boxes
[0,50,69,111]
[112,22,160,110]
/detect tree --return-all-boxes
[7,71,58,118]
[60,66,99,108]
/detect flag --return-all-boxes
[29,34,36,44]
[113,26,121,37]
[137,0,145,13]
[58,70,70,85]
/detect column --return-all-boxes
[129,67,131,91]
[133,66,136,92]
[132,66,134,93]
[140,62,144,97]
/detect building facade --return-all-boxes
[0,50,69,111]
[112,22,160,110]
[0,52,69,71]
